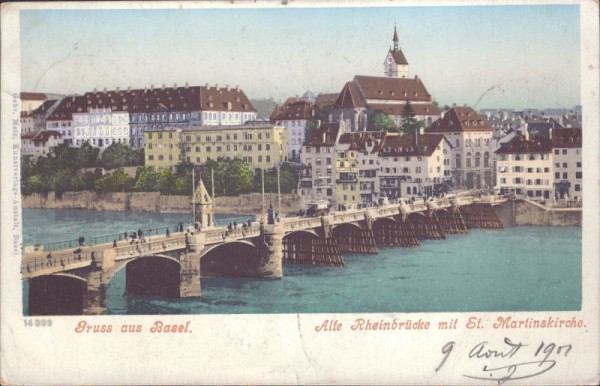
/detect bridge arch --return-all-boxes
[125,255,182,298]
[200,240,260,277]
[282,229,320,264]
[28,274,87,315]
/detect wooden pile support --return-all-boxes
[408,214,446,240]
[373,218,420,247]
[332,226,378,254]
[459,203,504,230]
[282,234,345,267]
[436,210,468,234]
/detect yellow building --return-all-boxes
[335,140,360,208]
[144,123,288,170]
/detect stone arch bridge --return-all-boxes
[22,194,507,315]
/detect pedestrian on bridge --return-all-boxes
[113,239,117,248]
[166,228,170,238]
[137,228,143,238]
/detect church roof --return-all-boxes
[369,103,440,117]
[393,25,399,42]
[192,178,213,205]
[333,81,367,109]
[389,49,408,65]
[354,75,432,102]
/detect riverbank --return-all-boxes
[21,191,302,215]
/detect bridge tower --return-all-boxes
[192,177,213,229]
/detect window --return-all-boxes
[554,149,559,155]
[483,152,490,168]
[577,162,582,168]
[562,149,567,155]
[576,172,582,179]
[514,154,521,161]
[575,184,581,191]
[555,172,560,179]
[563,172,568,179]
[455,154,461,168]
[563,163,567,168]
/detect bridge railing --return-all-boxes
[114,236,187,259]
[21,251,92,275]
[36,224,193,252]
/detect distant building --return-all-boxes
[144,123,288,171]
[299,122,343,208]
[46,84,257,149]
[20,92,48,113]
[552,128,582,200]
[314,93,338,120]
[377,132,452,199]
[495,133,554,200]
[427,106,494,189]
[271,98,315,162]
[21,130,63,159]
[494,128,582,201]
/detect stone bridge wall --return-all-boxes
[494,200,582,227]
[22,191,302,215]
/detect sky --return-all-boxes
[20,4,581,110]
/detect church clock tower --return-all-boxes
[383,25,410,78]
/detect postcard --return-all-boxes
[1,0,599,384]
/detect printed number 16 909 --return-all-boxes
[24,319,52,327]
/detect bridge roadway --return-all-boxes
[21,193,506,280]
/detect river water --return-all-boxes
[22,208,581,315]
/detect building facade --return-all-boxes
[21,130,63,159]
[551,128,582,201]
[298,122,342,208]
[271,98,315,162]
[45,84,257,149]
[144,123,288,171]
[427,106,494,190]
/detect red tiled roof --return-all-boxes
[333,82,367,109]
[47,85,256,121]
[378,133,446,157]
[552,128,582,148]
[427,106,492,133]
[389,50,408,65]
[271,100,314,121]
[314,93,338,109]
[20,92,47,101]
[495,135,552,155]
[369,103,440,117]
[354,75,431,102]
[338,131,387,152]
[305,122,341,147]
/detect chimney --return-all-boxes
[215,83,219,89]
[205,82,209,88]
[235,85,239,91]
[116,86,120,92]
[185,82,189,88]
[524,129,530,141]
[127,86,131,92]
[548,127,553,140]
[103,87,107,93]
[93,88,97,93]
[162,84,165,89]
[226,84,230,91]
[322,131,326,143]
[150,84,154,90]
[174,83,177,88]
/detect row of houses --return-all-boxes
[298,107,583,209]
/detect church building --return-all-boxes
[330,26,441,132]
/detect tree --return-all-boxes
[100,142,143,169]
[367,111,396,132]
[76,142,100,168]
[400,100,421,135]
[304,119,320,143]
[134,166,159,192]
[97,168,134,193]
[156,168,177,195]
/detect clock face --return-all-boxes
[387,56,392,64]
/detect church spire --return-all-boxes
[393,24,399,51]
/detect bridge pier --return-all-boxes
[82,266,107,315]
[180,233,204,298]
[258,223,284,278]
